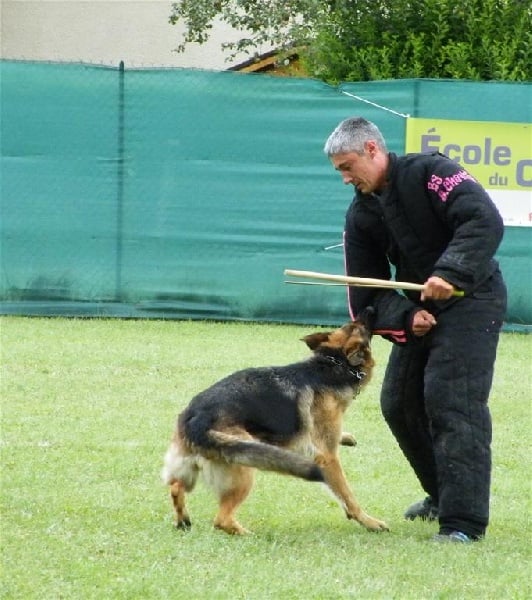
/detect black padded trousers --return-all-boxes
[380,271,507,538]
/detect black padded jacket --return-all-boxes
[343,152,504,345]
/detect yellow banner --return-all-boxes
[405,118,532,226]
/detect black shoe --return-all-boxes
[404,496,439,521]
[432,530,478,544]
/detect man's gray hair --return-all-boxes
[324,117,387,156]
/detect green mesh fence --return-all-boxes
[1,61,531,329]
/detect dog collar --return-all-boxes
[324,355,366,381]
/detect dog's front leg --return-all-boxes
[315,453,389,532]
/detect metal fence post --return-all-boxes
[115,60,125,302]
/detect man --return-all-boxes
[324,117,507,543]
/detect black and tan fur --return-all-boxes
[161,314,388,535]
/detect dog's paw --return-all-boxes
[340,432,357,447]
[352,511,389,532]
[364,517,390,532]
[214,520,251,535]
[176,517,192,531]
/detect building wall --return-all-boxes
[0,0,267,69]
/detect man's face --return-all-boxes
[330,141,387,194]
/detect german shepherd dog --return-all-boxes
[161,313,389,535]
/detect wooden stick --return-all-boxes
[284,269,424,291]
[284,280,390,288]
[283,269,464,296]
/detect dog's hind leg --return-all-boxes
[162,443,199,530]
[204,462,255,535]
[169,479,192,530]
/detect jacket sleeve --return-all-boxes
[425,155,504,293]
[344,201,419,345]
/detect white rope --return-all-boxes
[323,242,344,250]
[340,90,410,119]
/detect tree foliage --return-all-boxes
[169,0,531,82]
[169,1,322,55]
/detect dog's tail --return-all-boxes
[207,430,324,482]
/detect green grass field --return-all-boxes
[1,316,530,599]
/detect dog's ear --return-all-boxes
[355,306,375,333]
[301,331,330,350]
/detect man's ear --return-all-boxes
[301,331,330,350]
[356,306,375,332]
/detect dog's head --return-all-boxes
[302,308,375,379]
